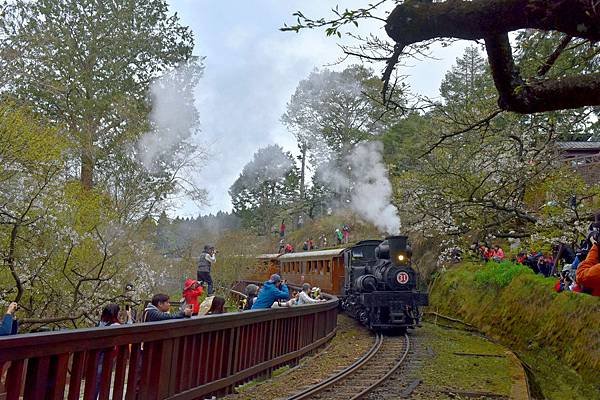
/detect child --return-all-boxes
[182,278,203,316]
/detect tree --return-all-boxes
[384,47,600,245]
[230,145,300,235]
[284,0,600,114]
[439,46,496,111]
[283,65,396,167]
[0,103,163,330]
[283,65,401,210]
[0,0,202,207]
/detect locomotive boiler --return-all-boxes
[341,235,428,330]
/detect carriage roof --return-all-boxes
[278,248,345,260]
[256,253,281,260]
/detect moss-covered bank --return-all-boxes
[430,261,600,399]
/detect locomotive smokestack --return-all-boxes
[387,235,409,266]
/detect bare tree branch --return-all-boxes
[421,109,504,157]
[382,0,600,113]
[537,34,572,77]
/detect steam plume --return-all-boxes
[319,141,401,234]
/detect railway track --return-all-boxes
[286,332,410,400]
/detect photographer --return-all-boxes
[251,274,289,309]
[1,302,19,336]
[197,245,216,295]
[142,294,193,322]
[576,227,600,297]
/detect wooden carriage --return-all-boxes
[277,249,346,295]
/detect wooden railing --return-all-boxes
[0,296,338,400]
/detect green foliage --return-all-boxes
[0,0,203,208]
[0,1,209,330]
[473,261,535,289]
[282,65,398,168]
[230,145,300,235]
[382,44,599,250]
[0,105,172,330]
[285,211,382,251]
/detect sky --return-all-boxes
[167,0,467,217]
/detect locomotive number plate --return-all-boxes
[396,271,410,284]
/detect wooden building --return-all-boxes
[557,141,600,185]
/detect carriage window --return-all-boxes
[326,260,331,274]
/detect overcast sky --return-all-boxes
[168,0,467,216]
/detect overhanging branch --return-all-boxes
[383,0,600,113]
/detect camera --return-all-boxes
[580,222,600,255]
[588,222,600,243]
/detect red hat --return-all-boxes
[184,278,198,290]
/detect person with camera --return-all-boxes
[142,294,193,322]
[251,274,289,309]
[182,279,203,316]
[1,302,18,336]
[576,229,600,296]
[197,245,216,295]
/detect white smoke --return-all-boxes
[319,141,401,234]
[138,61,201,170]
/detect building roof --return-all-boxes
[556,141,600,150]
[278,248,345,260]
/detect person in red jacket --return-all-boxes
[576,236,600,296]
[182,278,204,315]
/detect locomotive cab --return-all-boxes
[342,235,428,330]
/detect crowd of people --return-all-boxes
[551,223,600,296]
[471,243,506,262]
[277,223,351,254]
[241,274,326,310]
[470,221,600,297]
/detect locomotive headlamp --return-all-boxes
[386,235,410,266]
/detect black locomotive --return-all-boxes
[341,235,428,330]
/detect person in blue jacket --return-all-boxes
[1,302,19,336]
[251,274,289,309]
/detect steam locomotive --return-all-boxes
[341,235,428,330]
[249,235,428,331]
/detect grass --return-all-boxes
[417,322,513,396]
[473,260,536,289]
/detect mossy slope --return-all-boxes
[430,262,600,397]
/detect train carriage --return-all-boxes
[278,248,345,294]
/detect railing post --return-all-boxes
[156,339,174,399]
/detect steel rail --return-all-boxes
[350,333,411,400]
[286,333,384,400]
